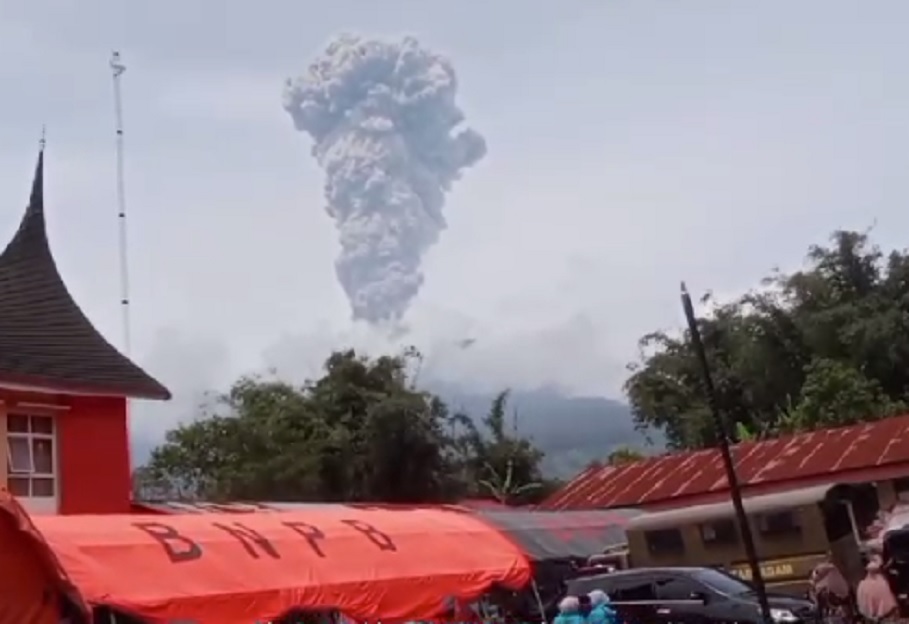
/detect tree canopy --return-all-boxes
[625,230,909,450]
[606,446,646,466]
[138,349,549,504]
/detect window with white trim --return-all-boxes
[6,413,56,498]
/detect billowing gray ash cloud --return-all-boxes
[283,34,486,326]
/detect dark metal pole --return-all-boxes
[680,282,773,624]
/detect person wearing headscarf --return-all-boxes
[553,596,585,624]
[586,590,617,624]
[809,553,853,619]
[857,555,899,623]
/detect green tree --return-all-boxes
[453,390,547,505]
[145,349,463,503]
[606,446,645,466]
[131,465,175,500]
[626,230,909,449]
[782,358,904,432]
[145,378,330,501]
[143,349,547,504]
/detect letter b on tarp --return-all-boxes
[133,522,203,563]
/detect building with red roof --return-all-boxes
[1,151,170,515]
[540,414,909,512]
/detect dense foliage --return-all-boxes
[625,230,909,450]
[136,349,551,504]
[606,446,646,466]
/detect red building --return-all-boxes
[540,414,909,512]
[0,151,170,515]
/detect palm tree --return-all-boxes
[478,458,543,505]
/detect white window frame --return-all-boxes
[7,435,33,473]
[6,412,58,511]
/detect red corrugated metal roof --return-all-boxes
[540,414,909,511]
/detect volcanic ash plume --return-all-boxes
[283,34,486,326]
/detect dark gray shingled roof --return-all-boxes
[0,151,170,400]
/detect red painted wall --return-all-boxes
[58,396,130,514]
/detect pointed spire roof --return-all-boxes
[0,151,170,400]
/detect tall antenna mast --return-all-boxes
[110,51,131,357]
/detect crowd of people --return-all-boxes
[809,553,900,623]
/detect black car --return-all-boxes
[565,566,818,624]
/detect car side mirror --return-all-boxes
[690,591,708,604]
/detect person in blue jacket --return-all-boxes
[586,590,617,624]
[553,596,586,624]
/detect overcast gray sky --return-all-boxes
[1,1,908,443]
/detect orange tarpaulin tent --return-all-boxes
[0,496,531,624]
[0,496,61,624]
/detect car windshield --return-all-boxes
[691,569,753,596]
